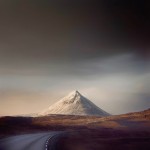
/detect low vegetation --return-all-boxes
[0,109,150,150]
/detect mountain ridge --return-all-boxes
[38,90,110,116]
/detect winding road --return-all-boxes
[0,132,61,150]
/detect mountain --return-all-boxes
[38,90,110,116]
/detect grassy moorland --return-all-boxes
[56,128,150,150]
[0,109,150,150]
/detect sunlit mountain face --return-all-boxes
[0,0,149,116]
[38,90,110,116]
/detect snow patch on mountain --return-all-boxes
[38,90,110,116]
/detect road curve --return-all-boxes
[0,132,61,150]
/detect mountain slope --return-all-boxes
[38,91,110,116]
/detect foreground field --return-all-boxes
[0,109,150,150]
[56,129,150,150]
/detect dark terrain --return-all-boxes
[56,129,150,150]
[0,108,150,150]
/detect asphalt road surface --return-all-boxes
[0,132,61,150]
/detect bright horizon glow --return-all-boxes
[0,53,149,116]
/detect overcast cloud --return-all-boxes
[0,0,149,115]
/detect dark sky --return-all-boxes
[0,0,149,63]
[0,0,149,115]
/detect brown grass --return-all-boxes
[55,129,150,150]
[0,108,149,138]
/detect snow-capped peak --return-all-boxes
[61,90,82,103]
[66,90,81,98]
[38,90,110,116]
